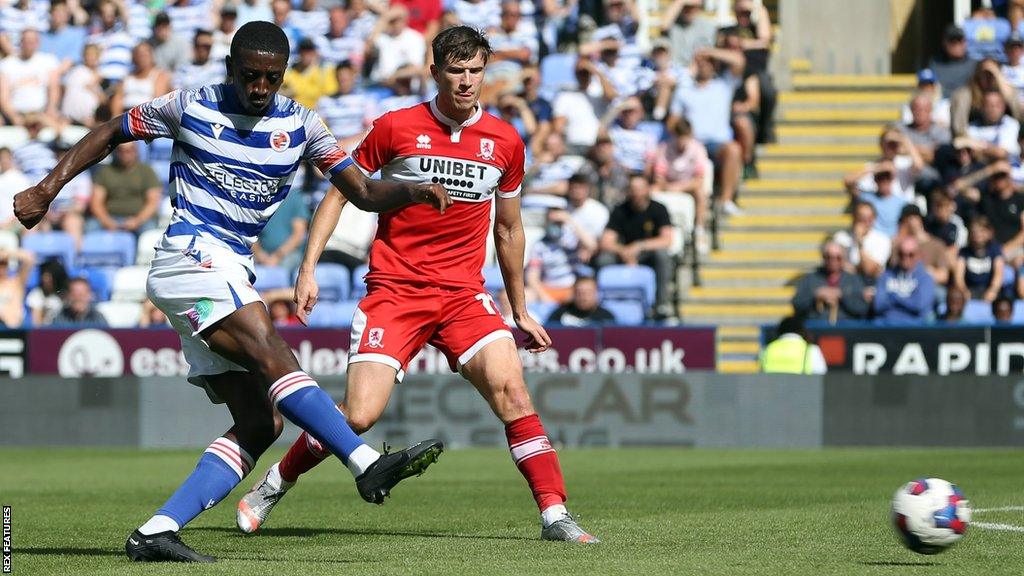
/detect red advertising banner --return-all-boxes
[21,326,716,377]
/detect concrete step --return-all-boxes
[789,58,812,74]
[758,143,877,159]
[741,195,848,213]
[718,341,762,355]
[792,74,917,91]
[720,230,829,249]
[776,124,885,143]
[757,159,865,178]
[718,325,762,339]
[742,179,844,194]
[718,359,761,373]
[687,285,794,302]
[708,248,818,263]
[699,267,802,287]
[779,108,901,124]
[779,91,911,107]
[684,302,793,320]
[727,213,847,229]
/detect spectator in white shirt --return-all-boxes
[562,172,609,263]
[966,89,1022,161]
[525,132,587,196]
[552,58,618,154]
[0,29,60,126]
[1002,33,1024,104]
[61,43,106,127]
[0,147,31,233]
[366,5,425,84]
[651,117,710,243]
[211,6,239,62]
[832,202,892,282]
[486,0,538,80]
[844,127,924,204]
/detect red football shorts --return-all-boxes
[349,280,514,380]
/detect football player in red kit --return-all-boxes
[236,26,599,543]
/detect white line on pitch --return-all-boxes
[974,522,1024,533]
[974,506,1024,513]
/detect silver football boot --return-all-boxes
[541,514,601,543]
[237,464,292,534]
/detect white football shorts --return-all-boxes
[146,234,263,403]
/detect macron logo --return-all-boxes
[416,134,432,149]
[211,123,225,139]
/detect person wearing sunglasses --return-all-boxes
[872,236,937,325]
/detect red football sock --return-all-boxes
[505,413,566,511]
[278,431,330,483]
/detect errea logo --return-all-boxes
[416,134,432,149]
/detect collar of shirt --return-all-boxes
[429,97,482,142]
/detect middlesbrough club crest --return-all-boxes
[366,327,385,349]
[477,138,495,160]
[270,129,291,152]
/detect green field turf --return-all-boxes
[1,447,1022,575]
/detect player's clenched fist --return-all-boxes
[410,183,452,214]
[13,185,53,229]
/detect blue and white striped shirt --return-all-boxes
[288,9,329,42]
[89,29,135,83]
[316,92,375,139]
[122,84,353,257]
[174,60,225,90]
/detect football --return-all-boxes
[891,478,972,555]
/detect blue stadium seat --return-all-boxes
[602,299,645,326]
[1003,265,1016,287]
[963,299,994,324]
[309,263,350,302]
[1013,301,1024,324]
[22,231,76,268]
[351,264,370,298]
[597,264,656,308]
[307,300,359,328]
[80,267,117,301]
[144,138,174,185]
[529,301,558,324]
[253,266,290,292]
[79,231,137,267]
[539,53,578,99]
[483,265,505,294]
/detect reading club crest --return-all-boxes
[270,129,291,152]
[478,138,495,160]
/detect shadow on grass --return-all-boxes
[17,547,122,557]
[193,525,534,541]
[860,561,941,567]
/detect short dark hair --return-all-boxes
[231,21,290,61]
[777,315,806,338]
[432,25,492,68]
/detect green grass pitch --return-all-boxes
[1,447,1023,575]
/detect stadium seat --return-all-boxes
[602,299,646,326]
[652,191,695,256]
[539,53,578,99]
[110,266,149,302]
[135,228,164,266]
[307,300,359,328]
[21,231,76,268]
[79,231,137,267]
[96,301,142,328]
[529,301,558,323]
[253,265,290,292]
[351,264,370,298]
[597,264,656,308]
[523,225,545,265]
[963,299,995,324]
[0,230,18,252]
[1014,301,1024,324]
[80,267,116,301]
[1003,265,1016,288]
[483,265,505,294]
[144,138,174,185]
[306,263,350,302]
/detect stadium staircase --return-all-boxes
[681,65,917,373]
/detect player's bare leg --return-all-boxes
[127,372,282,562]
[238,361,418,533]
[461,338,599,543]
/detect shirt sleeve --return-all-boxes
[351,111,394,175]
[301,107,354,178]
[653,202,673,230]
[121,89,192,141]
[498,137,526,198]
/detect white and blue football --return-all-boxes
[891,478,971,555]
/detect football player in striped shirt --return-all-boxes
[13,21,451,563]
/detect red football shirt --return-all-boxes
[352,99,526,289]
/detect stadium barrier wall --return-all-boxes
[2,373,1019,448]
[0,326,716,380]
[762,324,1024,376]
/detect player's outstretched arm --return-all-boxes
[14,116,133,229]
[329,164,452,214]
[495,194,552,353]
[294,187,349,325]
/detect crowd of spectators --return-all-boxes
[794,6,1024,326]
[0,0,778,329]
